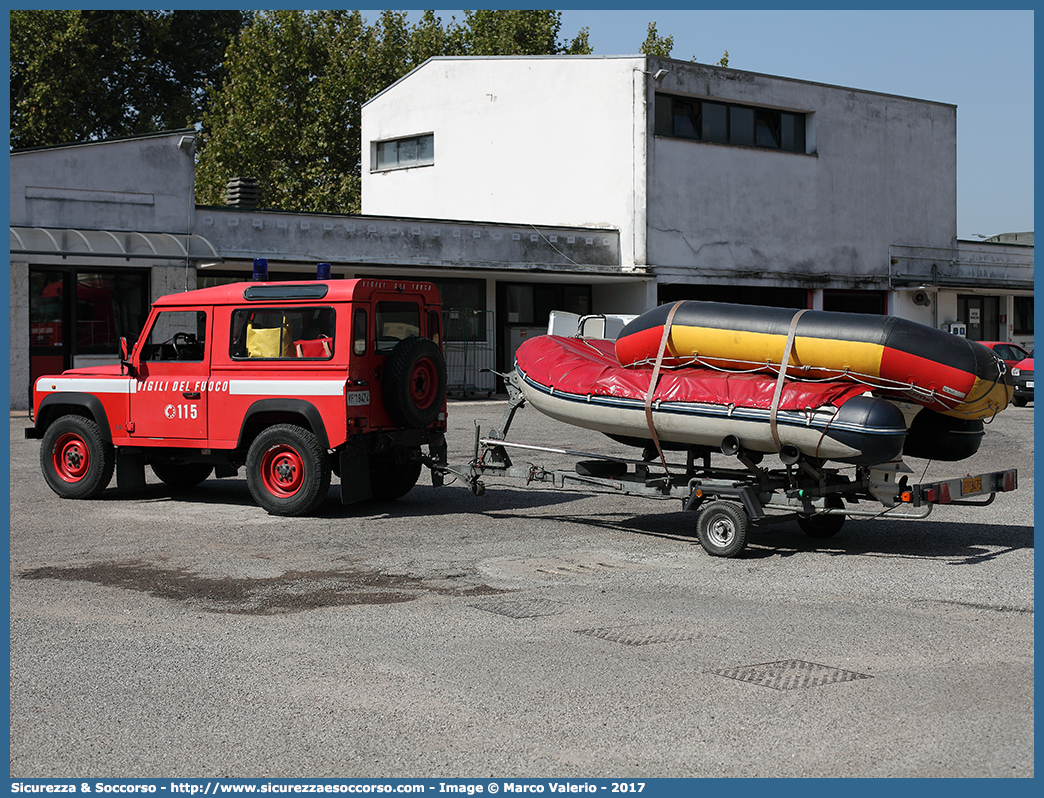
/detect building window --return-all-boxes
[823,289,887,315]
[372,134,434,172]
[433,278,488,343]
[655,93,806,153]
[658,283,807,309]
[1013,296,1033,336]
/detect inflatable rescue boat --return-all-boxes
[514,335,909,466]
[615,301,1012,419]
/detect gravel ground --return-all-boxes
[8,399,1034,777]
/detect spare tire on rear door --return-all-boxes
[384,336,447,429]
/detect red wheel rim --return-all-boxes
[52,432,90,483]
[409,357,439,409]
[260,444,305,497]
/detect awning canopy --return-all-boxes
[9,226,223,263]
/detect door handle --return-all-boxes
[183,392,201,400]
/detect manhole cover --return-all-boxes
[575,625,697,646]
[471,597,567,619]
[706,659,872,690]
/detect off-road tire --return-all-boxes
[246,424,331,516]
[370,454,422,501]
[151,461,214,487]
[384,337,447,429]
[40,415,115,499]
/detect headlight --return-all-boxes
[1012,367,1021,376]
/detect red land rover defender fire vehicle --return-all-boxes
[26,272,448,516]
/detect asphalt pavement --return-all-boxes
[8,399,1034,777]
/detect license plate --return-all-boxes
[962,476,982,495]
[1026,381,1034,388]
[346,390,370,407]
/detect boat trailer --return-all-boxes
[428,374,1019,558]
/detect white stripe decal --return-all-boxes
[228,379,345,397]
[37,376,345,398]
[36,377,132,394]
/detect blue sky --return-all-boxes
[383,8,1034,241]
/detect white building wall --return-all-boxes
[364,56,959,296]
[645,59,957,287]
[362,56,645,268]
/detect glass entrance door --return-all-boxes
[28,267,150,391]
[28,270,68,390]
[958,295,1001,341]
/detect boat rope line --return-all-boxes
[643,301,685,475]
[770,309,808,450]
[624,352,966,412]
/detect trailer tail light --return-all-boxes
[1002,470,1017,492]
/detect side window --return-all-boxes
[374,301,420,353]
[353,308,368,356]
[229,307,336,360]
[141,310,206,362]
[428,310,441,347]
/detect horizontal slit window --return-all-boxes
[655,93,807,153]
[373,134,434,172]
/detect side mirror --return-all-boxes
[119,337,135,378]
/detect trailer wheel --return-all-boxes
[151,462,214,487]
[696,500,749,558]
[384,337,447,429]
[246,424,331,516]
[40,415,115,499]
[797,496,846,538]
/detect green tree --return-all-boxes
[10,9,246,149]
[196,9,591,214]
[639,21,674,58]
[462,10,590,55]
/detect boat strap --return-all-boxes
[770,308,808,450]
[644,301,685,474]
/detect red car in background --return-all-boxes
[979,341,1031,372]
[1011,353,1034,407]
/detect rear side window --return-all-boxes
[374,301,420,353]
[428,310,441,347]
[230,307,336,360]
[353,309,368,356]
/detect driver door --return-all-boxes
[129,309,210,440]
